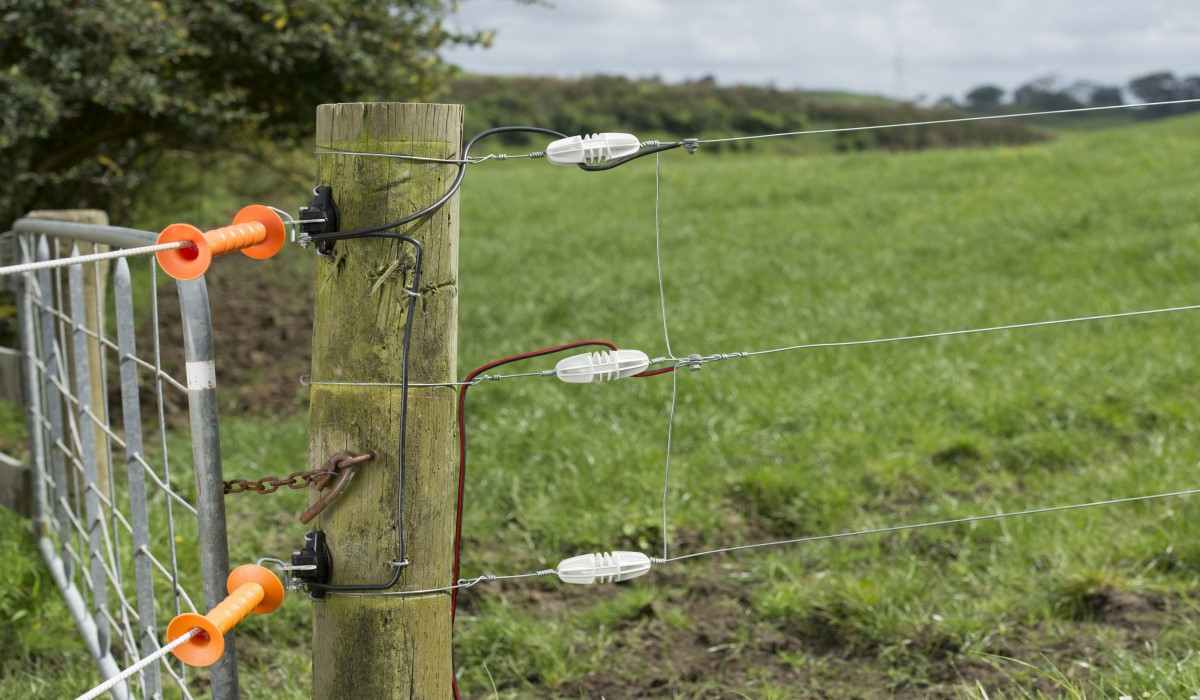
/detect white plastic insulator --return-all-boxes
[545,133,641,166]
[554,349,650,384]
[556,551,652,585]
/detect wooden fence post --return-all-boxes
[309,102,462,698]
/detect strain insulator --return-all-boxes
[546,133,642,166]
[554,349,650,383]
[556,551,652,584]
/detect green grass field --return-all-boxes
[4,115,1200,698]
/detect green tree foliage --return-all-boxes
[1089,86,1124,107]
[1014,76,1084,111]
[445,75,1045,153]
[1128,71,1200,118]
[965,84,1005,112]
[0,0,488,224]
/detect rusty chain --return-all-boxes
[223,469,336,495]
[223,452,375,496]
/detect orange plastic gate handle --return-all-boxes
[155,204,285,280]
[165,564,285,667]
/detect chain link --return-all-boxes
[223,451,375,498]
[223,469,337,495]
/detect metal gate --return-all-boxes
[8,216,238,699]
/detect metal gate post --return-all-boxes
[177,277,238,699]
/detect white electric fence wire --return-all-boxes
[75,628,198,700]
[0,241,190,276]
[299,368,554,389]
[660,367,679,560]
[655,487,1200,564]
[654,153,675,360]
[313,147,542,164]
[696,97,1200,144]
[702,303,1200,362]
[332,569,559,598]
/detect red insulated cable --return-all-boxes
[634,365,676,378]
[451,339,617,615]
[449,341,672,699]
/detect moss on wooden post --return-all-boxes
[310,102,462,699]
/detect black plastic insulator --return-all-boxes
[292,530,334,598]
[300,185,340,256]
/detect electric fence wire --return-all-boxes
[695,97,1200,144]
[0,240,192,277]
[312,146,546,164]
[75,629,200,700]
[654,487,1200,564]
[335,568,560,598]
[676,302,1200,369]
[298,367,554,389]
[652,151,684,561]
[660,368,679,561]
[654,153,674,360]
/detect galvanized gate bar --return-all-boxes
[177,276,238,699]
[34,239,72,578]
[68,251,112,658]
[14,217,156,248]
[114,258,162,698]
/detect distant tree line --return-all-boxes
[958,71,1200,118]
[444,75,1045,153]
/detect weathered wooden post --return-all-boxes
[308,102,462,698]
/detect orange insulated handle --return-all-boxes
[205,222,269,257]
[165,564,285,667]
[155,204,285,280]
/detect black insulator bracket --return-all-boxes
[300,185,340,256]
[291,530,334,598]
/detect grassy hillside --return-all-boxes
[4,115,1200,698]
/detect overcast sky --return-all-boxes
[443,1,1200,100]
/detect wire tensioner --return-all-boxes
[155,204,286,280]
